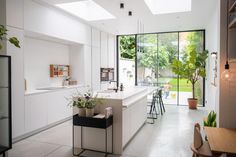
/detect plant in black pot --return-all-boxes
[171,46,208,109]
[0,25,20,50]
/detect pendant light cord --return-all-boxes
[226,0,229,66]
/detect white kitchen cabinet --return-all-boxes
[108,35,115,68]
[122,108,131,147]
[25,94,48,133]
[101,32,108,68]
[122,97,147,147]
[47,89,73,124]
[92,47,101,91]
[84,46,92,87]
[92,28,100,48]
[6,0,24,28]
[25,88,76,133]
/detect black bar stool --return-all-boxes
[147,90,159,124]
[157,89,165,115]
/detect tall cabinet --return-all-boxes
[0,55,11,156]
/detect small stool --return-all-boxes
[157,89,165,115]
[147,90,159,124]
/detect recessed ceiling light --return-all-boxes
[56,0,115,21]
[128,11,132,16]
[144,0,192,15]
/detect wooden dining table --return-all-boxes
[204,127,236,155]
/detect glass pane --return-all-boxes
[157,33,178,105]
[137,34,157,86]
[118,35,136,87]
[179,31,204,106]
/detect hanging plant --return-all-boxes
[0,25,20,50]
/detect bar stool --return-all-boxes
[157,89,165,115]
[147,90,159,124]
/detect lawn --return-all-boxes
[169,78,192,92]
[158,77,192,92]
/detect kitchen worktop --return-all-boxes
[25,84,85,96]
[96,86,147,100]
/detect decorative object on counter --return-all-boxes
[171,47,208,109]
[120,83,124,91]
[0,25,20,50]
[69,80,77,85]
[50,64,70,77]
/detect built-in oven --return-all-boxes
[101,68,114,81]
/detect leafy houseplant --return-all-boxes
[204,111,217,127]
[171,46,208,109]
[0,25,20,50]
[70,90,102,117]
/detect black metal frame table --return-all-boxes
[72,114,113,157]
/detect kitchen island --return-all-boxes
[74,86,153,154]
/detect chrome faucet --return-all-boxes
[62,76,70,86]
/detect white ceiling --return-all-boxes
[39,0,217,35]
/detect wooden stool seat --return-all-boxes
[191,141,213,157]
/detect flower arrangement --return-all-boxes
[69,89,103,117]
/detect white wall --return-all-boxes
[24,37,70,90]
[205,0,220,112]
[24,0,91,45]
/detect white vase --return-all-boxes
[86,108,94,117]
[78,108,86,117]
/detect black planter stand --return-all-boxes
[72,114,113,157]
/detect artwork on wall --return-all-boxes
[211,52,218,86]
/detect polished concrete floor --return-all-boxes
[8,105,207,157]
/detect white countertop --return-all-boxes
[96,86,149,100]
[25,85,85,96]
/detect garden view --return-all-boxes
[118,31,205,106]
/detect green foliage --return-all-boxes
[171,45,208,99]
[119,36,135,59]
[204,111,217,127]
[68,90,103,109]
[0,25,20,50]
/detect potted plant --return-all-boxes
[84,92,102,117]
[72,96,86,117]
[68,90,102,117]
[171,46,208,109]
[204,111,217,127]
[0,25,20,50]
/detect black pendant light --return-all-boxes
[221,0,233,81]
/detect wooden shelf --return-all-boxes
[229,0,236,13]
[50,64,70,77]
[229,18,236,28]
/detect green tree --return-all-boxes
[119,36,135,59]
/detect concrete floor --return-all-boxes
[8,105,207,157]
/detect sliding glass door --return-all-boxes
[118,30,205,106]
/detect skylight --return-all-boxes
[144,0,192,15]
[56,0,115,21]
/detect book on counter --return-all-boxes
[93,114,105,119]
